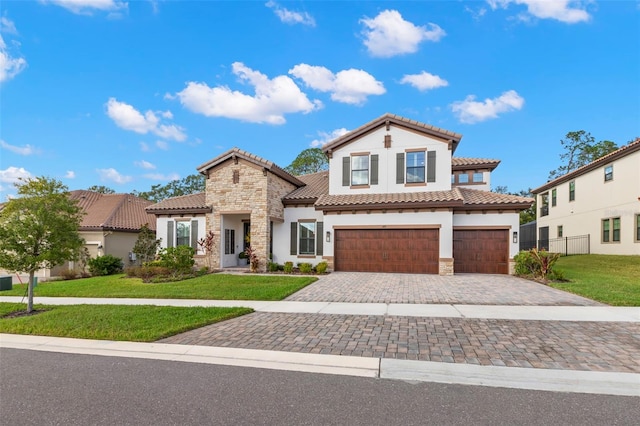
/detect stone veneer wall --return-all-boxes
[204,158,296,272]
[439,258,454,276]
[508,258,515,275]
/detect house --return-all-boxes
[147,113,534,275]
[2,190,156,282]
[531,139,640,255]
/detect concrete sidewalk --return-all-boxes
[1,333,638,397]
[1,296,638,322]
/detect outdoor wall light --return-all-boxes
[326,231,331,242]
[512,231,518,243]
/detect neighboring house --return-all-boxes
[531,138,640,255]
[147,113,533,275]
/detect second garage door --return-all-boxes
[334,229,439,274]
[453,229,509,274]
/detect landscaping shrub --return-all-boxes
[88,255,124,276]
[59,269,78,280]
[283,261,294,274]
[156,246,195,273]
[298,262,313,274]
[267,262,280,272]
[315,261,328,274]
[514,248,561,281]
[514,250,537,276]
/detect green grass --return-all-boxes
[551,255,640,306]
[0,302,252,341]
[1,273,317,301]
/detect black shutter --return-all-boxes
[396,153,405,184]
[370,155,378,185]
[167,221,174,248]
[290,222,297,255]
[427,151,436,182]
[342,157,350,186]
[316,222,323,256]
[191,220,198,250]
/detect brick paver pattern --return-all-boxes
[160,313,639,373]
[285,273,603,306]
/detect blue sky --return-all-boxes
[1,0,639,200]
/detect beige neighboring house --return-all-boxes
[148,113,534,275]
[531,138,640,255]
[1,191,157,283]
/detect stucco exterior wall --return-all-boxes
[536,151,640,255]
[273,206,325,266]
[156,215,207,255]
[328,126,453,195]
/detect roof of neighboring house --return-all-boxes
[145,192,212,215]
[282,171,329,205]
[314,187,533,212]
[70,190,156,232]
[322,113,463,155]
[531,138,640,194]
[452,157,501,171]
[196,147,305,187]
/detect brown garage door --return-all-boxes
[453,229,509,274]
[335,229,439,274]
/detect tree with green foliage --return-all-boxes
[132,223,161,264]
[0,177,84,312]
[133,174,205,202]
[284,148,329,175]
[548,131,618,180]
[87,185,116,194]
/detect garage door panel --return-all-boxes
[453,229,508,274]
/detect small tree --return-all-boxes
[0,177,84,312]
[197,230,216,271]
[132,223,161,264]
[284,148,329,175]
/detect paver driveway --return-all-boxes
[285,272,603,306]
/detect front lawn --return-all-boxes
[1,273,317,301]
[0,302,252,341]
[551,255,640,306]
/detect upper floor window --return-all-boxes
[540,193,549,217]
[406,151,425,183]
[569,181,575,201]
[472,172,483,183]
[604,165,613,182]
[343,154,378,187]
[351,155,369,185]
[458,173,469,184]
[551,189,557,207]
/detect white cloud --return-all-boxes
[1,17,18,34]
[105,98,186,141]
[0,139,39,155]
[143,172,180,181]
[310,128,349,148]
[41,0,128,16]
[65,170,76,179]
[175,62,321,125]
[451,90,525,124]
[360,10,445,58]
[265,1,315,27]
[0,166,31,184]
[134,160,156,170]
[487,0,591,23]
[289,64,385,105]
[96,168,132,184]
[400,71,448,91]
[139,142,150,152]
[0,34,27,83]
[155,140,169,150]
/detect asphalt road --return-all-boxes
[1,348,638,425]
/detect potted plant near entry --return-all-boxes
[238,251,248,266]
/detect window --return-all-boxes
[351,155,369,186]
[551,189,557,207]
[602,219,610,242]
[613,217,621,242]
[472,172,483,183]
[557,225,563,238]
[406,151,425,183]
[458,173,469,184]
[604,165,613,182]
[636,214,640,242]
[176,221,190,247]
[451,174,455,184]
[540,193,549,217]
[299,222,316,255]
[602,218,620,243]
[569,181,575,201]
[224,229,235,254]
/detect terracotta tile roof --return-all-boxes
[70,190,156,232]
[282,171,329,204]
[145,192,211,214]
[322,113,463,154]
[196,147,305,187]
[532,138,640,194]
[452,157,500,170]
[314,187,533,212]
